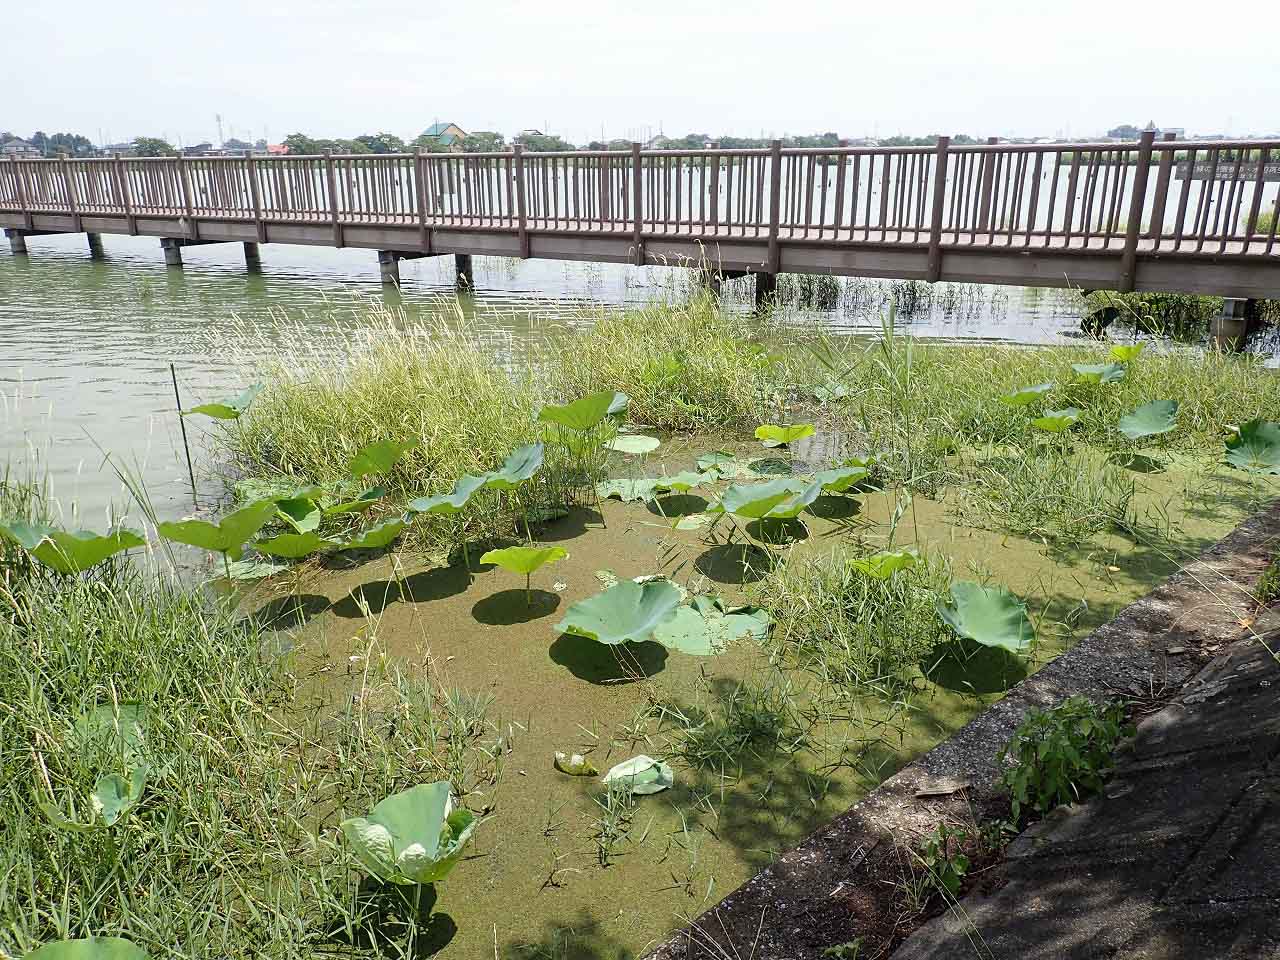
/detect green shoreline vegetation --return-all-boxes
[2,293,1278,957]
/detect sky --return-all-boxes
[4,0,1277,148]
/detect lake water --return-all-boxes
[0,232,1129,526]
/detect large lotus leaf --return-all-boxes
[1117,399,1178,440]
[323,486,386,517]
[936,581,1035,653]
[755,423,816,448]
[347,439,419,480]
[91,768,147,826]
[254,531,330,559]
[226,557,290,581]
[479,545,567,576]
[537,391,629,431]
[597,478,660,502]
[710,478,820,520]
[849,548,919,580]
[999,382,1055,407]
[1031,407,1081,433]
[653,595,770,654]
[183,383,263,420]
[340,782,475,885]
[74,704,147,762]
[335,517,408,552]
[0,523,146,575]
[157,499,277,555]
[1225,419,1280,474]
[408,474,489,515]
[25,937,150,960]
[695,451,754,478]
[554,578,682,645]
[275,496,321,533]
[483,443,544,490]
[1110,343,1144,363]
[606,434,661,455]
[1071,362,1125,384]
[814,464,870,493]
[602,755,674,795]
[652,471,707,493]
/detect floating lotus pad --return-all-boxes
[849,548,919,580]
[0,522,146,575]
[183,383,262,420]
[695,450,754,478]
[999,382,1055,407]
[335,516,409,552]
[537,391,629,431]
[602,755,674,795]
[226,557,290,580]
[554,578,683,645]
[1031,407,1082,432]
[710,478,823,519]
[1224,419,1280,475]
[754,423,816,448]
[254,531,330,559]
[606,434,661,455]
[340,781,476,885]
[936,580,1035,653]
[1117,399,1179,440]
[1071,362,1126,384]
[653,595,771,655]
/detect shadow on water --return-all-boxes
[325,879,455,957]
[548,634,667,684]
[922,638,1029,695]
[249,593,330,630]
[694,543,779,584]
[504,911,636,960]
[333,564,473,618]
[748,457,793,476]
[807,494,862,521]
[473,588,561,625]
[536,506,605,542]
[1109,452,1166,474]
[646,494,709,518]
[745,517,809,545]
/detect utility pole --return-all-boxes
[215,113,224,148]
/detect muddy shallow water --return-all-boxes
[240,436,1267,958]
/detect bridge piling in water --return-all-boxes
[754,272,777,309]
[86,233,104,259]
[1211,298,1260,351]
[243,242,261,271]
[5,228,27,254]
[160,237,183,267]
[378,250,399,285]
[455,254,473,289]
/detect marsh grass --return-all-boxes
[0,560,498,957]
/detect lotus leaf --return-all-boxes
[537,391,629,431]
[936,580,1035,653]
[1030,407,1081,433]
[1071,362,1126,384]
[91,768,148,826]
[25,938,150,960]
[408,473,489,514]
[813,464,870,493]
[554,578,682,645]
[0,522,145,575]
[999,382,1055,407]
[74,704,147,762]
[596,478,661,502]
[695,450,754,478]
[323,486,386,516]
[709,478,822,520]
[606,434,661,456]
[480,545,567,576]
[275,496,321,533]
[1117,399,1179,440]
[1110,343,1145,363]
[183,383,263,420]
[849,549,919,579]
[335,517,408,552]
[602,755,674,795]
[226,557,290,580]
[652,471,706,492]
[652,595,770,655]
[754,423,816,448]
[157,499,277,555]
[553,752,598,776]
[483,442,545,490]
[340,781,476,885]
[254,531,330,559]
[811,380,851,402]
[347,439,419,480]
[1224,419,1280,474]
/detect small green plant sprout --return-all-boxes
[606,434,661,455]
[936,581,1035,654]
[755,423,816,448]
[999,381,1055,407]
[917,822,970,896]
[1071,362,1126,385]
[554,577,682,645]
[340,781,476,885]
[1030,407,1081,433]
[553,751,598,776]
[1224,419,1280,474]
[253,530,330,559]
[333,515,410,552]
[710,478,823,521]
[347,438,419,481]
[40,768,148,832]
[157,498,278,579]
[1110,343,1145,363]
[25,937,150,960]
[479,545,568,606]
[998,695,1129,822]
[1117,399,1179,441]
[0,522,145,575]
[602,755,674,795]
[537,390,628,432]
[813,461,871,494]
[182,383,263,420]
[41,704,150,832]
[849,548,919,580]
[821,941,863,960]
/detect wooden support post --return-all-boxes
[243,242,262,270]
[176,155,198,241]
[87,233,104,259]
[6,228,28,254]
[631,142,644,266]
[977,136,998,232]
[245,150,266,243]
[160,237,183,267]
[324,150,343,247]
[754,271,777,310]
[378,249,399,285]
[1118,130,1156,293]
[413,148,432,255]
[59,154,82,232]
[513,144,529,258]
[926,136,951,282]
[767,139,782,274]
[114,153,137,235]
[455,253,473,288]
[1211,298,1252,352]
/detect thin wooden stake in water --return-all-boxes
[170,362,198,506]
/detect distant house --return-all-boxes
[103,141,137,157]
[267,143,288,156]
[0,138,41,159]
[422,122,467,153]
[183,142,215,156]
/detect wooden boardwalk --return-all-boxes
[3,133,1278,297]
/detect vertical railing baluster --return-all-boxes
[767,140,782,274]
[324,150,342,247]
[1118,130,1155,292]
[59,154,81,230]
[927,137,950,281]
[115,153,137,234]
[14,158,32,229]
[514,144,529,257]
[414,148,431,255]
[245,150,266,242]
[977,136,998,233]
[631,142,644,265]
[1146,132,1177,250]
[177,154,197,240]
[1244,147,1270,244]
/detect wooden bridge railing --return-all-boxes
[3,135,1279,283]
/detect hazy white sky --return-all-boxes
[4,0,1276,147]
